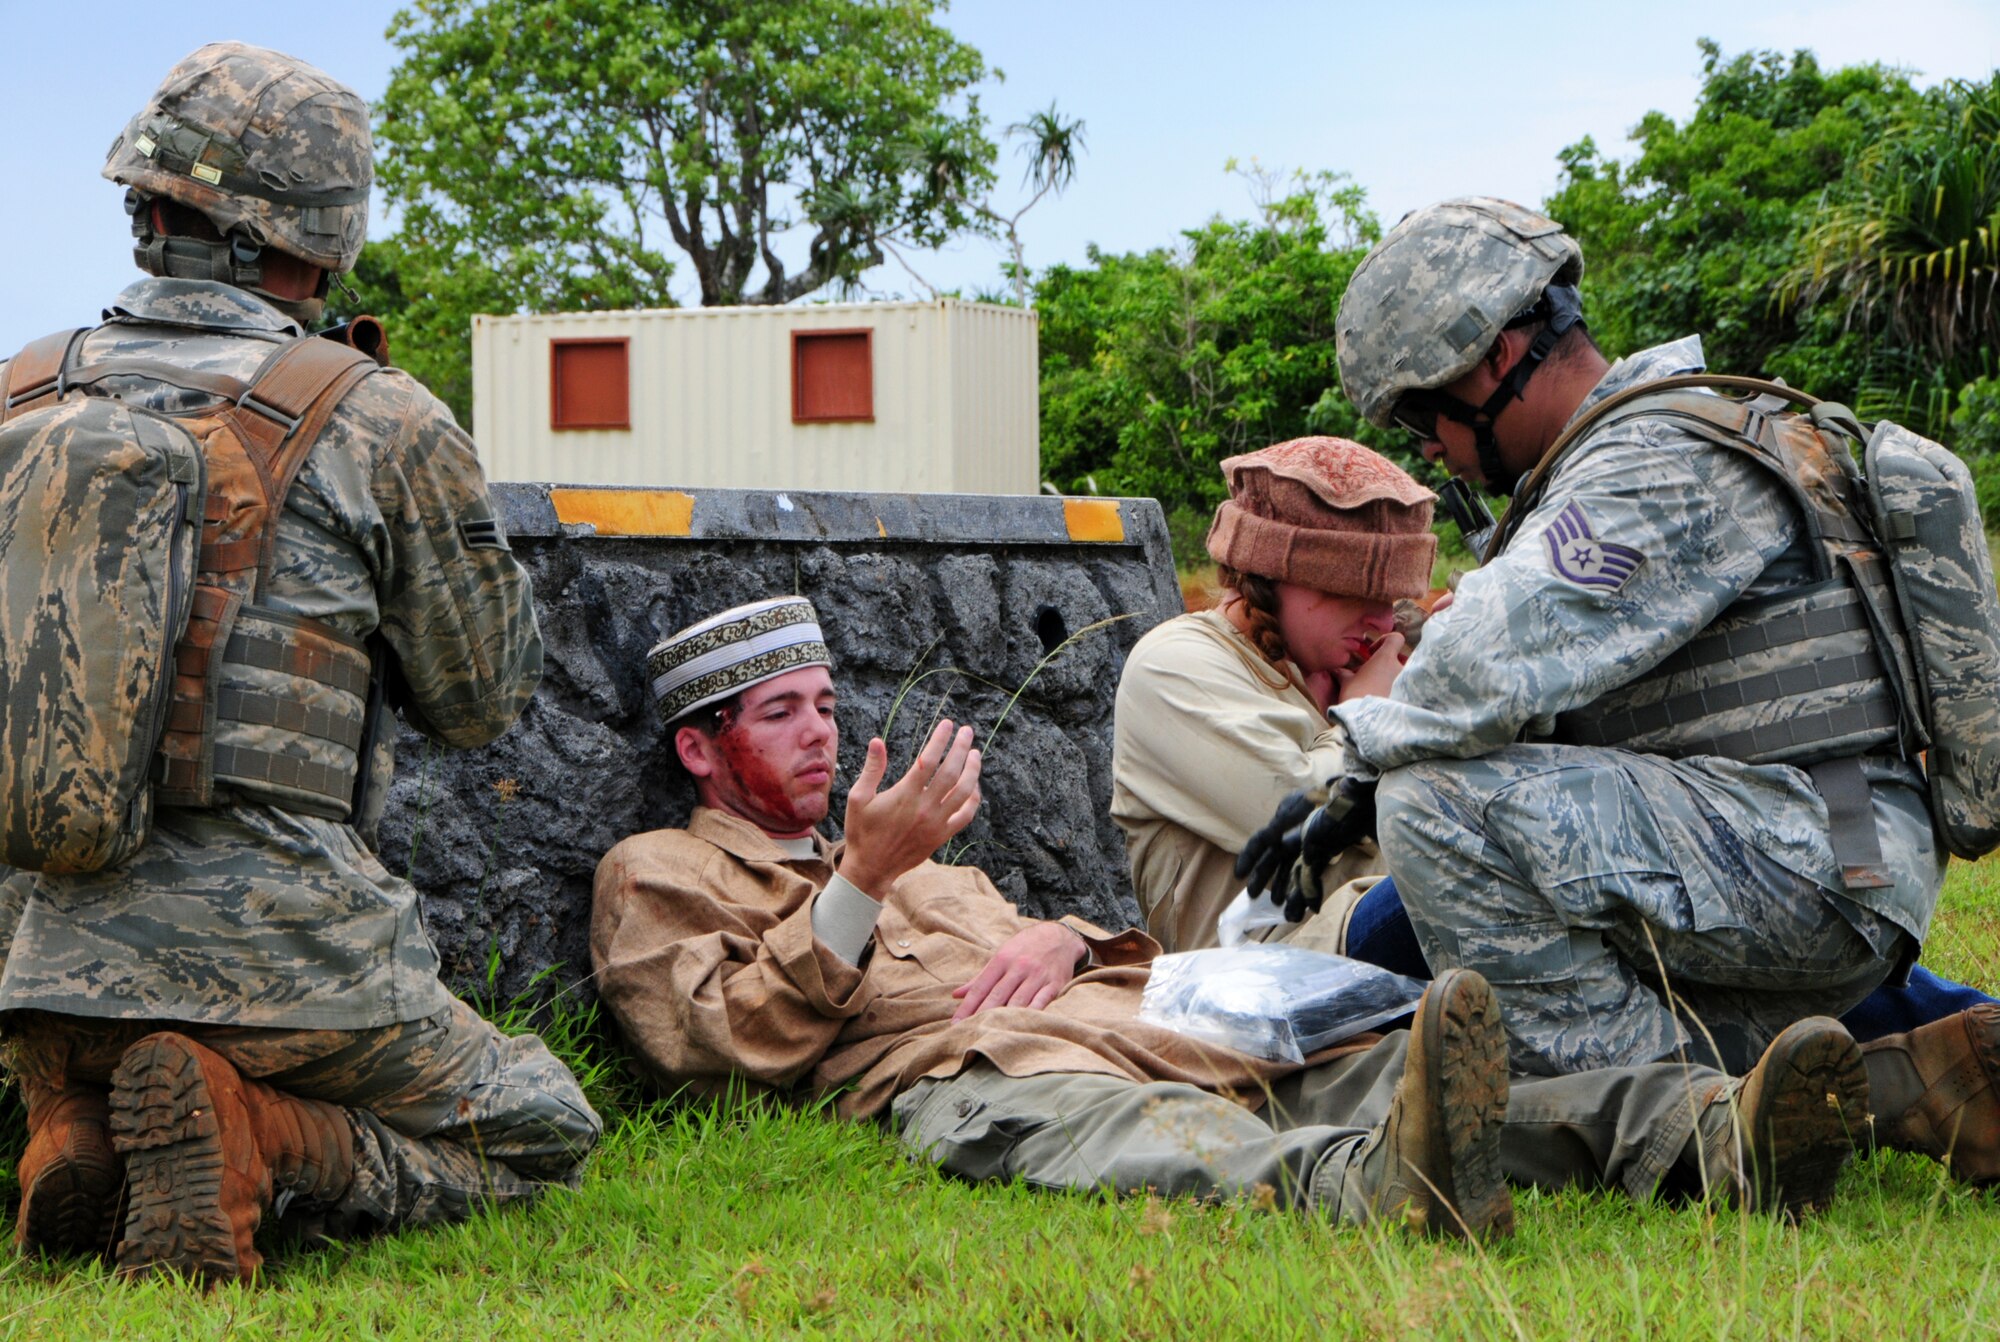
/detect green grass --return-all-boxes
[3,866,1999,1338]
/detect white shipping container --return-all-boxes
[470,299,1039,494]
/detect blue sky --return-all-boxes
[3,0,1997,352]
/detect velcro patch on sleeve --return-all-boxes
[1544,500,1643,592]
[458,516,511,551]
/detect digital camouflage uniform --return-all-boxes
[1334,338,1944,1076]
[0,277,601,1231]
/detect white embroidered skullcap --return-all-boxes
[647,597,832,727]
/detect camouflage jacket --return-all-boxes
[0,277,541,1029]
[1333,337,1941,941]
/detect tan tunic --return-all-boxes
[1111,611,1385,952]
[591,808,1372,1119]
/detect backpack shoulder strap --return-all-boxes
[155,334,382,810]
[0,328,91,423]
[1485,373,1823,562]
[223,336,379,583]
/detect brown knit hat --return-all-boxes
[1205,437,1437,602]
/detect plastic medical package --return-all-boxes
[1138,944,1426,1064]
[1215,887,1290,947]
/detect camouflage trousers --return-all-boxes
[1376,745,1908,1076]
[893,1033,1742,1209]
[1,996,602,1233]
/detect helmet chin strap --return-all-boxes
[1466,323,1560,495]
[127,189,323,324]
[1473,423,1517,497]
[1458,284,1588,496]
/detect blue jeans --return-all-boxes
[1344,876,1432,979]
[1348,876,1991,1044]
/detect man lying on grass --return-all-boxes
[592,597,1872,1237]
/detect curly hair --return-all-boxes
[1215,565,1290,669]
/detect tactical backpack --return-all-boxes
[0,327,378,874]
[1490,373,2000,867]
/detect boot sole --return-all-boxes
[1412,969,1515,1241]
[1740,1018,1867,1220]
[106,1035,249,1283]
[20,1132,123,1259]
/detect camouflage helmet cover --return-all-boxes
[102,41,372,273]
[1335,197,1584,428]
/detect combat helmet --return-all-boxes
[103,42,372,297]
[1336,198,1584,492]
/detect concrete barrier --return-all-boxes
[377,483,1182,1002]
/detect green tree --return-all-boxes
[1544,41,1916,399]
[1788,73,2000,422]
[328,236,515,424]
[1950,375,2000,525]
[1036,168,1399,564]
[979,105,1086,307]
[872,101,1086,307]
[359,0,1010,423]
[379,0,997,308]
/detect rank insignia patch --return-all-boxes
[1545,501,1644,592]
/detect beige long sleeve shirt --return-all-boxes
[1111,610,1385,952]
[590,807,1373,1119]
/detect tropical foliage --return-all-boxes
[378,0,996,308]
[1552,49,2000,513]
[1788,73,2000,415]
[1545,42,1918,403]
[1041,44,2000,560]
[1037,167,1401,560]
[349,24,2000,540]
[349,0,1086,427]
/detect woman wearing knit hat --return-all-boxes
[1110,437,1437,959]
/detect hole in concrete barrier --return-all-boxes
[1034,604,1069,655]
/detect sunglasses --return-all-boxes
[1391,389,1483,443]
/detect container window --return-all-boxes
[792,329,874,423]
[550,338,630,430]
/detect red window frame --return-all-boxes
[791,328,875,423]
[550,337,631,430]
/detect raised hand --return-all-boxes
[836,719,981,897]
[1334,631,1407,703]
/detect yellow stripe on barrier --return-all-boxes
[550,489,695,537]
[1063,498,1125,543]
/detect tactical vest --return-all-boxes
[1488,376,1927,889]
[0,326,382,822]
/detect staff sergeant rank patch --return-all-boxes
[1545,500,1644,592]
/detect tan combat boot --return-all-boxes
[1719,1016,1869,1219]
[13,1081,124,1259]
[106,1033,356,1285]
[1862,1004,2000,1184]
[1315,968,1514,1241]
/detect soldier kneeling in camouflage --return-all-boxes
[0,44,600,1282]
[1241,198,2000,1183]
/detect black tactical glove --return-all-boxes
[1234,776,1380,922]
[1235,788,1319,904]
